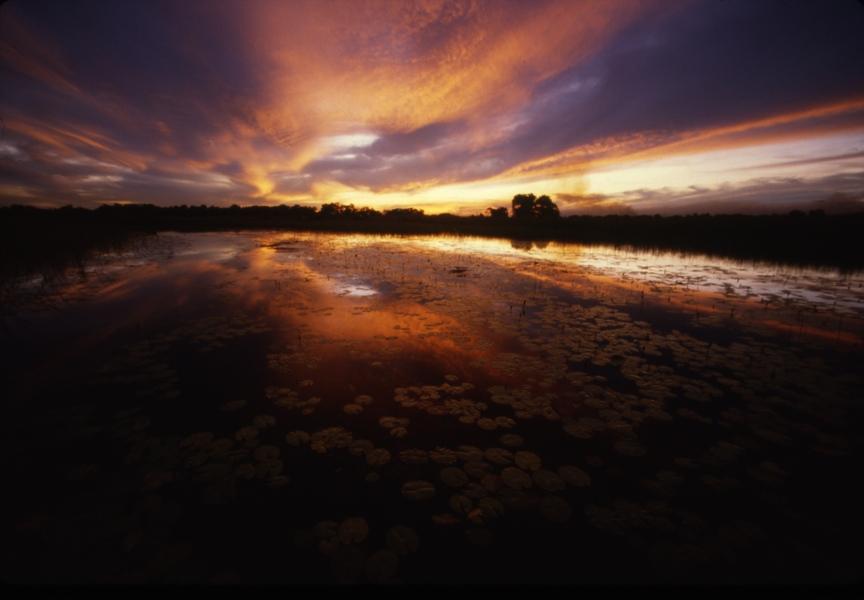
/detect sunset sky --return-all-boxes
[1,0,863,215]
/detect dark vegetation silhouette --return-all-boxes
[2,196,863,277]
[511,194,560,220]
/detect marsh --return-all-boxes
[2,231,862,583]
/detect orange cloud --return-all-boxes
[497,98,864,182]
[2,0,863,212]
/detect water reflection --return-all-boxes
[2,231,862,584]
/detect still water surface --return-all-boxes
[3,231,862,583]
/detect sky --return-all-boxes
[1,0,863,215]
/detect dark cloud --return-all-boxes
[612,171,864,215]
[491,0,864,171]
[1,0,863,208]
[366,121,462,156]
[740,149,864,171]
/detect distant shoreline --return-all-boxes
[3,204,864,274]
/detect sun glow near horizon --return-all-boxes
[1,0,863,214]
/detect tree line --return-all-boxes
[2,195,862,269]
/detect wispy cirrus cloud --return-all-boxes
[1,0,863,211]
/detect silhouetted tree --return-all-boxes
[533,195,560,219]
[486,207,508,219]
[511,194,537,219]
[384,208,425,219]
[319,203,357,218]
[511,194,560,220]
[357,206,381,219]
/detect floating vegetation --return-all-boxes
[401,481,436,501]
[440,467,469,489]
[252,415,276,429]
[501,467,533,490]
[338,518,369,544]
[234,426,259,442]
[429,448,459,465]
[399,449,428,465]
[449,494,474,515]
[379,416,410,439]
[7,230,863,584]
[366,448,391,466]
[484,448,514,466]
[514,451,542,472]
[265,387,320,414]
[532,470,566,492]
[558,466,592,488]
[310,427,353,454]
[499,434,524,448]
[285,430,310,447]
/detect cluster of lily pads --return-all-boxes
[8,230,862,583]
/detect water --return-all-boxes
[2,231,862,584]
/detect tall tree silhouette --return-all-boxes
[511,194,560,220]
[533,195,560,219]
[511,194,537,219]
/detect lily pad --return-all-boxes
[401,480,436,501]
[449,494,474,515]
[484,448,513,465]
[354,394,374,406]
[499,434,524,448]
[389,426,408,439]
[532,469,566,492]
[558,465,591,488]
[495,416,516,429]
[235,426,259,442]
[455,445,484,462]
[366,448,391,466]
[338,517,369,544]
[235,464,255,479]
[476,497,505,520]
[463,482,489,499]
[501,467,533,490]
[399,449,428,464]
[380,416,410,429]
[432,513,460,526]
[440,467,469,488]
[464,461,491,479]
[253,415,276,429]
[430,448,459,465]
[349,439,375,457]
[514,451,542,472]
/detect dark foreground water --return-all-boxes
[2,231,863,584]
